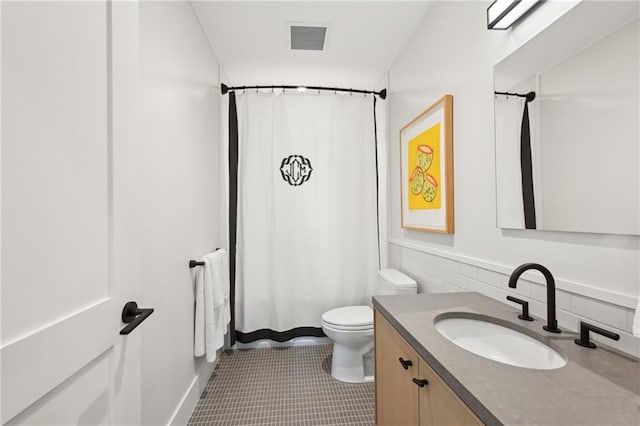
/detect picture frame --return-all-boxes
[400,95,454,233]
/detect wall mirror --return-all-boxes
[494,1,639,235]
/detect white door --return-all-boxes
[1,1,144,424]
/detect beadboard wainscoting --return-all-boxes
[388,240,639,358]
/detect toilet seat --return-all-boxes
[321,306,373,331]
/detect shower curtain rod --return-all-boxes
[495,90,536,102]
[221,83,387,100]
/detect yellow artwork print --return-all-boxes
[408,123,441,210]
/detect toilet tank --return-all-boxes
[376,268,417,296]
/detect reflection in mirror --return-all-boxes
[494,1,639,235]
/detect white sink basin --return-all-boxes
[434,313,567,370]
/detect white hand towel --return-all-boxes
[205,251,225,310]
[202,256,219,362]
[194,265,206,357]
[193,250,232,363]
[217,249,231,325]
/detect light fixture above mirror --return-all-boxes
[487,0,541,30]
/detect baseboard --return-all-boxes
[167,351,219,426]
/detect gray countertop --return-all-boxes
[373,292,640,426]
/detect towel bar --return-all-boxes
[189,248,221,268]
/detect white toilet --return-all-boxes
[321,268,417,383]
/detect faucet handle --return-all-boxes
[506,296,534,321]
[574,321,620,349]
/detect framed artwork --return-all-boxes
[400,95,454,233]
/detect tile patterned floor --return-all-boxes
[187,344,375,425]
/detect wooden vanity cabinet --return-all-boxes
[375,309,419,425]
[374,310,483,426]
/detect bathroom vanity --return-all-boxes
[373,293,640,425]
[375,309,481,425]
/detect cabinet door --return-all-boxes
[375,310,419,425]
[418,358,482,426]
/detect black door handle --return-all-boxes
[120,301,154,335]
[398,357,413,369]
[412,378,429,388]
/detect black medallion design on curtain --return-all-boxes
[280,155,313,186]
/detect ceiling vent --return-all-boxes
[290,25,327,51]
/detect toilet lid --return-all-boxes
[322,306,373,329]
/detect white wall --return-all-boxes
[139,2,222,424]
[387,1,639,355]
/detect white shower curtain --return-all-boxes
[495,96,527,228]
[234,92,379,339]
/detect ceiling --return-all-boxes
[191,1,433,89]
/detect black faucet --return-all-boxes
[508,263,561,333]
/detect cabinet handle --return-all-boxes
[412,378,429,388]
[398,357,413,369]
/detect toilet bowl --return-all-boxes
[321,306,374,383]
[321,269,417,383]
